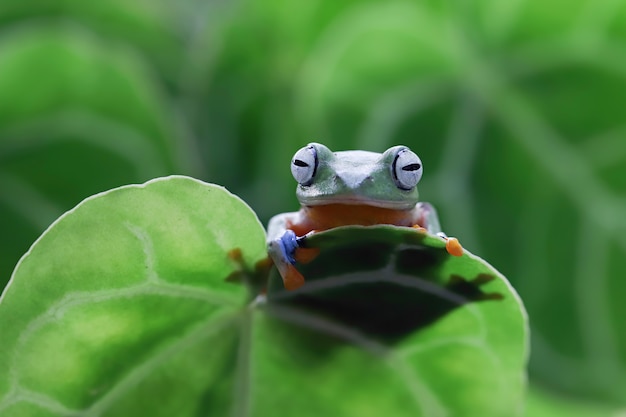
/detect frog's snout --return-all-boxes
[335,169,375,189]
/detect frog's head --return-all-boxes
[291,143,422,210]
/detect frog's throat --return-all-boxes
[289,204,419,236]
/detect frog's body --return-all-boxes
[267,143,461,290]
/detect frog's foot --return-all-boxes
[268,229,307,290]
[292,232,320,264]
[436,232,464,257]
[226,248,274,291]
[225,248,246,283]
[275,229,299,264]
[227,247,244,263]
[294,247,320,264]
[279,264,305,290]
[411,225,428,234]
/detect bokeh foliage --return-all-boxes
[1,0,625,414]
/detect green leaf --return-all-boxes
[0,178,528,416]
[0,176,266,416]
[266,226,528,416]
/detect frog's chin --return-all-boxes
[300,196,416,211]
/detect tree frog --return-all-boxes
[267,143,463,290]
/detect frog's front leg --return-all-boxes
[416,202,464,257]
[267,212,309,290]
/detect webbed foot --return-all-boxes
[268,230,307,290]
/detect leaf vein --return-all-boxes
[85,310,239,416]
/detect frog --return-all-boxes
[267,142,463,291]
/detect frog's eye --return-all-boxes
[392,148,423,190]
[291,145,318,185]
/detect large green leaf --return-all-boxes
[0,176,266,416]
[0,176,527,416]
[266,226,528,416]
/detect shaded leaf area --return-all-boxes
[0,177,527,416]
[524,387,624,417]
[268,227,503,343]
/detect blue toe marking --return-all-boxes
[277,229,299,264]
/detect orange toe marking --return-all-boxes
[227,248,243,261]
[283,265,305,290]
[446,237,463,257]
[294,247,320,264]
[412,225,427,233]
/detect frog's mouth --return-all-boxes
[301,195,416,211]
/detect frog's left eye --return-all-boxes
[392,148,423,190]
[291,145,318,185]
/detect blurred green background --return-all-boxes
[1,0,625,415]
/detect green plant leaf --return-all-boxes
[0,176,527,416]
[0,176,266,416]
[265,226,528,416]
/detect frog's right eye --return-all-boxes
[291,145,318,186]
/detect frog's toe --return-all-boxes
[435,232,463,256]
[282,264,305,290]
[411,225,428,233]
[445,237,463,257]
